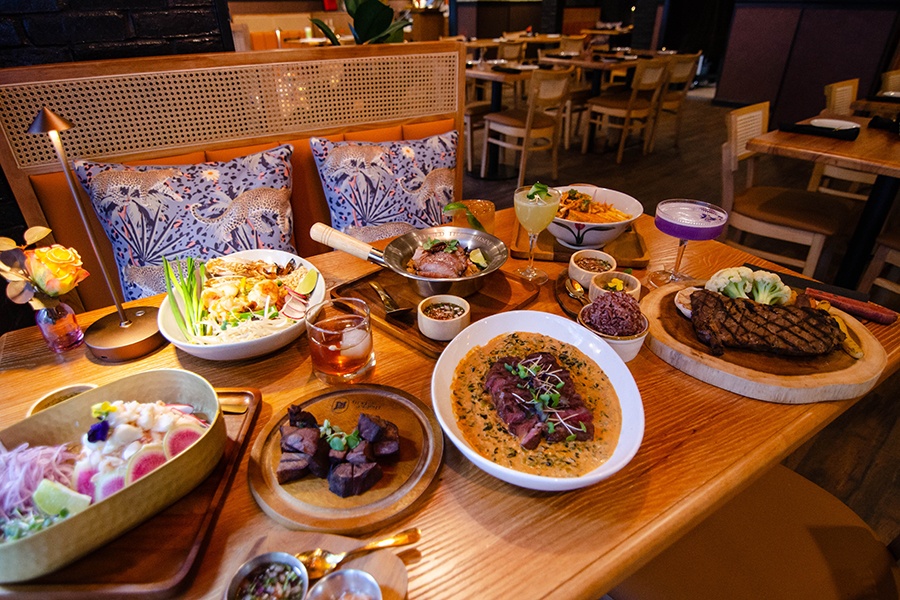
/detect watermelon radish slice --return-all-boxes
[94,470,125,502]
[163,422,206,459]
[72,463,98,498]
[125,443,167,485]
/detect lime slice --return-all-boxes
[295,270,318,295]
[470,248,488,268]
[32,479,92,517]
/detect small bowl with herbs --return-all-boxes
[589,271,641,302]
[417,295,471,341]
[568,249,616,289]
[225,551,309,600]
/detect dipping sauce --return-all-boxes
[574,256,613,273]
[236,562,305,600]
[422,302,465,320]
[451,332,621,477]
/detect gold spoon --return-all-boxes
[296,527,420,579]
[565,278,590,305]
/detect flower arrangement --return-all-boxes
[0,226,89,310]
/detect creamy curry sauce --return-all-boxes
[451,332,622,477]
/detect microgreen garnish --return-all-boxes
[320,419,361,451]
[503,356,587,439]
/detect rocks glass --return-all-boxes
[306,298,375,383]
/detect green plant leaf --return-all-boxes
[0,237,17,251]
[353,0,395,43]
[23,226,51,246]
[344,0,363,18]
[369,18,409,44]
[311,18,341,45]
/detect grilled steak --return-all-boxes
[690,289,844,356]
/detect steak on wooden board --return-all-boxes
[690,289,844,356]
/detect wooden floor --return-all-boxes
[465,87,900,545]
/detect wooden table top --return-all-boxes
[2,210,899,599]
[850,97,900,118]
[464,65,534,83]
[539,54,640,71]
[746,113,900,178]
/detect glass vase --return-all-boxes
[34,302,84,353]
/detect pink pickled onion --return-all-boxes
[0,442,76,521]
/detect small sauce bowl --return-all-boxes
[224,552,309,600]
[589,271,641,302]
[417,295,471,341]
[568,250,616,289]
[306,568,382,600]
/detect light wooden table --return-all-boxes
[747,113,900,288]
[538,53,638,94]
[2,210,899,599]
[851,97,900,118]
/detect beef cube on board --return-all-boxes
[280,425,321,455]
[328,462,383,497]
[276,453,309,484]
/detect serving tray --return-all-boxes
[511,224,650,267]
[333,268,538,358]
[0,388,260,599]
[248,385,442,534]
[643,282,887,403]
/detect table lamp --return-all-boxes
[28,107,165,362]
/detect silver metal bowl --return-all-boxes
[306,568,382,600]
[311,223,508,297]
[225,552,309,600]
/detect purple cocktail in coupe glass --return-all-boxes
[648,199,728,288]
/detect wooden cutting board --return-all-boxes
[643,283,887,403]
[511,224,650,267]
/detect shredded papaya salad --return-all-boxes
[163,255,318,345]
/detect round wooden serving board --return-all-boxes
[643,282,887,403]
[249,385,443,534]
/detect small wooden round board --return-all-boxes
[643,282,887,403]
[249,385,443,534]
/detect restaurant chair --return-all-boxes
[480,67,571,187]
[249,30,281,51]
[464,100,495,172]
[858,229,900,298]
[610,465,900,600]
[558,34,587,54]
[721,102,856,277]
[581,58,668,164]
[807,78,876,201]
[502,30,528,40]
[497,40,527,105]
[880,69,900,93]
[537,50,591,150]
[648,52,701,152]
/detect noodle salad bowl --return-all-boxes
[158,249,326,361]
[548,185,643,249]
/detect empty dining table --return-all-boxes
[747,113,900,288]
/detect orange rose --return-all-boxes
[25,245,89,296]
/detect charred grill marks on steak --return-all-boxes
[690,288,845,356]
[484,352,595,449]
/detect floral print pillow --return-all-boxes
[74,145,296,301]
[310,131,458,233]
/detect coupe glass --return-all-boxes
[514,185,561,284]
[647,199,728,288]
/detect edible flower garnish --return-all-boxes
[91,401,118,420]
[603,277,625,292]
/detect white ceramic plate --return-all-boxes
[158,249,326,361]
[431,310,644,491]
[879,91,900,98]
[674,286,701,319]
[809,118,860,130]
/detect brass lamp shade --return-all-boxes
[27,107,73,134]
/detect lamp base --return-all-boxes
[84,306,165,362]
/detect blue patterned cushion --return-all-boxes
[310,131,458,233]
[74,145,296,301]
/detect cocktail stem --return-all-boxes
[527,233,538,272]
[672,238,688,275]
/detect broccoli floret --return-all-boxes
[705,267,754,299]
[751,271,792,305]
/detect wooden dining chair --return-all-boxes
[480,67,571,187]
[464,100,495,172]
[581,58,668,164]
[558,34,587,54]
[721,102,857,277]
[858,228,900,297]
[609,465,900,600]
[648,52,701,152]
[880,69,900,93]
[807,78,876,201]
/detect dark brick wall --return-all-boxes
[0,0,232,67]
[0,0,232,334]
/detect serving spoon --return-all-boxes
[565,278,590,306]
[296,527,420,579]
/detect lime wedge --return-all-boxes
[295,270,318,295]
[32,479,92,517]
[470,248,488,268]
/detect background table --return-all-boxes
[2,210,898,599]
[747,114,900,288]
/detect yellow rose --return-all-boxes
[25,245,90,297]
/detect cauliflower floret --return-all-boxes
[705,267,754,299]
[751,271,792,305]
